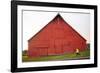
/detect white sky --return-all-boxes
[23,11,90,50]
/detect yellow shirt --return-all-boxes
[76,48,79,53]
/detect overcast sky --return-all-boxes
[23,11,90,50]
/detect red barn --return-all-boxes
[28,14,87,57]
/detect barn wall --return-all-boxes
[28,15,87,57]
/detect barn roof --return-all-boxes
[28,14,86,42]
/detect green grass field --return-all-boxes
[22,49,90,62]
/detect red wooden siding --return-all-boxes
[28,14,87,57]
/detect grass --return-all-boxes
[22,49,90,62]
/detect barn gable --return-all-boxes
[28,14,86,42]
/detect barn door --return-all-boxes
[62,41,74,54]
[54,39,63,55]
[39,48,48,56]
[47,40,55,55]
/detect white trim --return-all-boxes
[17,5,94,68]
